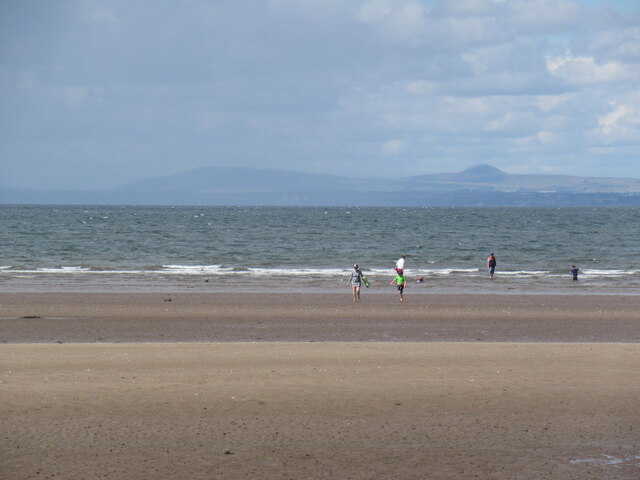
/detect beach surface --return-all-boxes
[1,292,639,343]
[1,293,639,479]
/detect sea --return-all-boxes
[1,205,639,294]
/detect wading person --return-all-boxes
[487,252,497,279]
[570,265,579,281]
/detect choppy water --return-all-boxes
[1,205,639,293]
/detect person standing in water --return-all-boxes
[349,264,365,302]
[390,271,407,302]
[487,252,497,279]
[395,254,406,275]
[570,265,579,281]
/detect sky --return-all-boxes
[1,0,639,190]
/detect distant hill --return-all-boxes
[3,165,640,206]
[401,164,640,194]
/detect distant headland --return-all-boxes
[3,164,640,206]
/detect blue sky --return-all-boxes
[1,0,639,190]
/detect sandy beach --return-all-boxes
[1,293,639,479]
[1,292,639,343]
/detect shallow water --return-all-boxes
[1,205,639,293]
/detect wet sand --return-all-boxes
[1,293,639,479]
[1,292,639,343]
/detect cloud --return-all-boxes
[2,0,640,189]
[507,0,583,33]
[586,27,640,60]
[598,104,633,134]
[435,0,497,16]
[380,139,407,156]
[536,130,562,145]
[356,0,428,46]
[533,94,573,113]
[546,53,632,84]
[592,103,640,143]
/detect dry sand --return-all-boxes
[1,293,639,479]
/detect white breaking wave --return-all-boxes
[498,270,552,277]
[29,266,91,274]
[6,267,146,275]
[2,265,640,279]
[365,267,478,276]
[582,269,640,277]
[247,267,348,276]
[161,265,235,275]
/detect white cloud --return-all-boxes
[598,104,632,134]
[594,104,640,143]
[3,0,640,187]
[356,0,428,46]
[537,130,561,145]
[534,94,573,113]
[546,53,631,84]
[462,50,491,75]
[380,139,407,156]
[486,112,513,131]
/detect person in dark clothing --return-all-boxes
[570,265,579,281]
[487,253,497,279]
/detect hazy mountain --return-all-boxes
[114,166,353,193]
[3,165,640,206]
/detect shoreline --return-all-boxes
[2,274,640,295]
[4,285,640,296]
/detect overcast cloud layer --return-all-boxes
[1,0,639,190]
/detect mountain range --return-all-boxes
[3,164,640,206]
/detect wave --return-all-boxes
[498,270,553,277]
[161,264,235,275]
[582,269,640,277]
[247,267,347,276]
[2,265,640,279]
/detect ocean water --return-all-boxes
[1,205,639,294]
